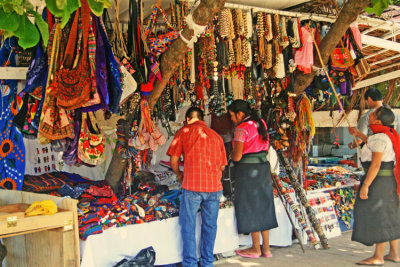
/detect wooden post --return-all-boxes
[276,150,329,249]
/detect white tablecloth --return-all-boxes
[80,198,292,266]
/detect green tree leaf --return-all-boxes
[3,30,14,39]
[45,0,66,18]
[0,9,21,32]
[365,0,390,16]
[14,15,40,49]
[61,0,80,28]
[87,0,105,16]
[32,11,49,47]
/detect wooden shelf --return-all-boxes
[0,191,80,267]
[0,67,29,80]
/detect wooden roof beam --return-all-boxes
[365,49,389,59]
[361,34,400,52]
[363,29,400,49]
[369,62,400,74]
[361,22,387,34]
[370,54,400,66]
[353,69,400,90]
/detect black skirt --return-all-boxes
[233,154,278,234]
[352,161,400,246]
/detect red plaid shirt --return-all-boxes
[167,121,227,192]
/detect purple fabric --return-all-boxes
[62,112,81,166]
[340,82,347,95]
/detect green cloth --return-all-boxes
[239,152,268,164]
[377,169,394,177]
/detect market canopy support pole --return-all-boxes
[294,0,370,95]
[276,150,330,249]
[105,0,227,192]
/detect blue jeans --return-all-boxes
[179,189,222,267]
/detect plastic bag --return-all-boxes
[113,247,156,267]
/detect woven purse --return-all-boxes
[330,40,354,70]
[145,5,178,57]
[77,112,106,166]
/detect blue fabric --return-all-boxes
[179,189,222,267]
[0,37,26,190]
[23,40,48,94]
[98,19,122,113]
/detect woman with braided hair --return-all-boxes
[349,106,400,265]
[228,100,278,259]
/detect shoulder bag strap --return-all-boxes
[62,10,80,68]
[127,0,138,60]
[80,0,91,65]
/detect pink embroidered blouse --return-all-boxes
[233,119,269,155]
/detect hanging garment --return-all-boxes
[0,37,26,190]
[295,26,315,74]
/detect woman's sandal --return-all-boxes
[262,252,273,258]
[235,249,261,259]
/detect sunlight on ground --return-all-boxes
[225,258,261,266]
[338,249,348,252]
[364,250,372,253]
[285,254,294,257]
[352,250,364,254]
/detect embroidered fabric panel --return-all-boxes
[0,37,26,190]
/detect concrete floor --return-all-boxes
[214,231,400,267]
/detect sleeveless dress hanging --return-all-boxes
[0,37,26,190]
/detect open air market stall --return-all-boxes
[0,0,399,266]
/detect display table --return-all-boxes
[80,198,292,266]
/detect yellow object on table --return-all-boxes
[25,200,58,216]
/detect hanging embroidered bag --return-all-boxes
[77,112,106,165]
[347,29,370,80]
[145,5,178,57]
[330,40,354,70]
[134,99,166,151]
[38,24,74,142]
[49,0,92,110]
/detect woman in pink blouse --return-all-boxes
[228,100,278,259]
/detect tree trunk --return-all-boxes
[294,0,371,95]
[105,0,226,191]
[147,0,227,109]
[276,150,330,249]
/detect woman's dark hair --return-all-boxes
[227,100,268,141]
[185,106,204,121]
[364,87,383,101]
[375,106,395,127]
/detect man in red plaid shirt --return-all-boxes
[167,106,227,267]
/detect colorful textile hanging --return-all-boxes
[0,37,26,190]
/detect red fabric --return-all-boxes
[167,121,227,192]
[370,124,400,197]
